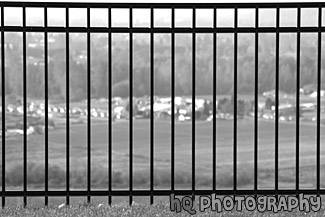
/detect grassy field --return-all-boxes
[1,117,325,188]
[1,94,325,206]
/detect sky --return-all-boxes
[2,0,324,27]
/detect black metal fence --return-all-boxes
[0,1,324,207]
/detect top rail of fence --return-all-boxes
[1,2,325,8]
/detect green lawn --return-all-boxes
[1,117,325,192]
[1,93,325,206]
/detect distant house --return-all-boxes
[309,90,325,98]
[263,90,288,99]
[302,84,317,95]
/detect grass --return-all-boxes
[1,112,325,205]
[1,99,325,214]
[1,118,325,189]
[0,201,324,217]
[0,162,255,189]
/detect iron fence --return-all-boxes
[0,1,324,207]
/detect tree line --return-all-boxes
[0,32,325,101]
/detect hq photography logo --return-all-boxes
[169,193,322,215]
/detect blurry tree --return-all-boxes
[1,32,325,100]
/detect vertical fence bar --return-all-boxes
[275,6,280,194]
[296,6,301,193]
[150,6,154,205]
[1,5,5,207]
[44,5,49,206]
[22,5,27,207]
[233,6,238,193]
[212,6,217,193]
[317,5,322,195]
[108,5,112,205]
[171,6,175,193]
[192,6,196,198]
[254,6,259,194]
[129,6,133,205]
[65,5,70,205]
[87,5,91,204]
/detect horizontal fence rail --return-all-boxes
[0,1,324,207]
